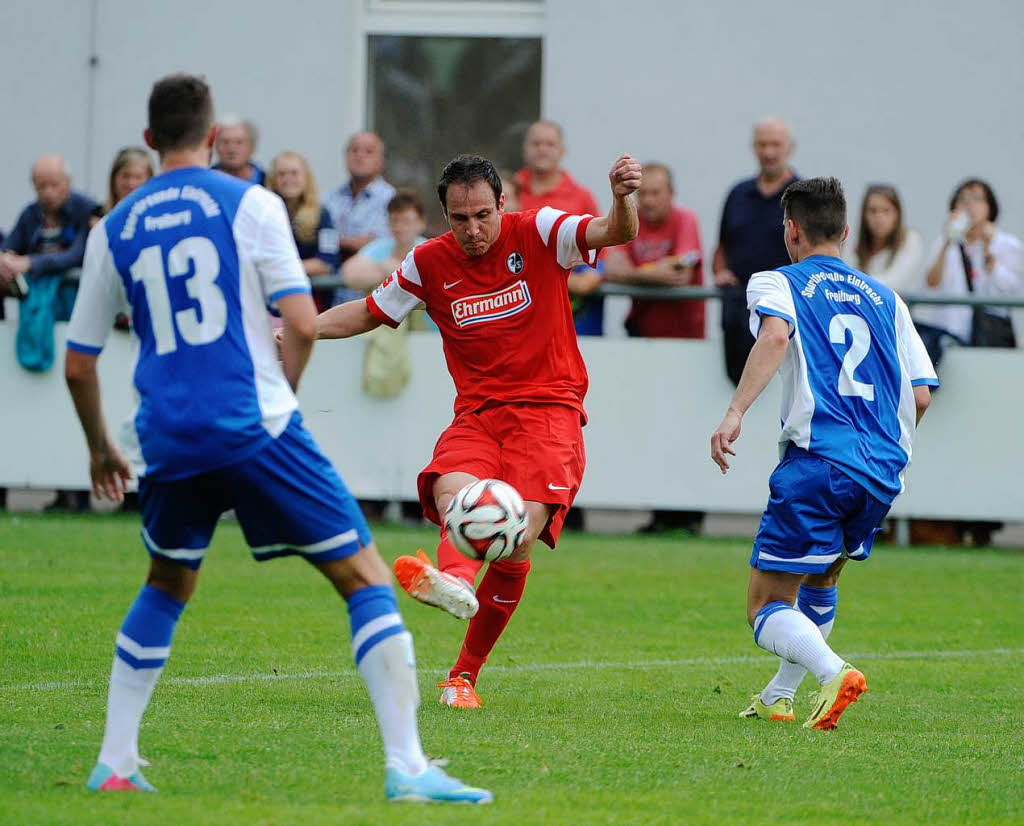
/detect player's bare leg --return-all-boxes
[747,563,866,730]
[89,557,197,791]
[440,500,550,708]
[393,471,481,620]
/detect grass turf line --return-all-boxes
[0,514,1021,825]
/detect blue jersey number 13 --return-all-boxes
[129,237,228,355]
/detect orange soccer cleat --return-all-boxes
[393,550,478,620]
[438,673,483,709]
[804,663,868,730]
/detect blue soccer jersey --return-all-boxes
[746,254,938,504]
[66,167,312,481]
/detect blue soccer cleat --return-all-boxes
[86,761,157,792]
[385,764,493,804]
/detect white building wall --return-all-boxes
[0,0,360,225]
[2,0,1021,249]
[545,0,1024,258]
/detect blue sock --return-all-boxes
[346,584,427,774]
[797,584,838,639]
[115,584,185,668]
[99,585,185,776]
[347,584,406,665]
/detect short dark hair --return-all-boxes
[147,73,214,154]
[781,177,847,244]
[437,155,502,211]
[949,178,999,223]
[387,189,425,217]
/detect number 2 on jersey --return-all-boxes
[829,313,875,401]
[129,238,227,355]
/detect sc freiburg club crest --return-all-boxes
[506,251,524,274]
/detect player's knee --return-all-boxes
[436,492,455,518]
[316,543,391,596]
[804,571,840,588]
[507,537,534,563]
[807,556,846,588]
[146,558,198,603]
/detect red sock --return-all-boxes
[449,558,531,683]
[436,526,484,585]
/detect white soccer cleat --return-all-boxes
[393,550,479,620]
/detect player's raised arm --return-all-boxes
[584,154,641,250]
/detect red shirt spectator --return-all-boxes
[605,163,705,338]
[515,121,604,335]
[515,167,599,216]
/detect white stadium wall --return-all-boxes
[1,0,1022,256]
[2,321,1021,522]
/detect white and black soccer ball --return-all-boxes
[443,479,529,562]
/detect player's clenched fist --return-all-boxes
[609,154,642,198]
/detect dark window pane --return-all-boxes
[369,35,542,231]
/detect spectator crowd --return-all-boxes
[2,114,1022,532]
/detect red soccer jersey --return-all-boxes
[366,208,596,419]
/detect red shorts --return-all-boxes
[417,402,586,548]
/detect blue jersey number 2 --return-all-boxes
[129,237,228,355]
[829,313,875,401]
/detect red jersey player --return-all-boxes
[308,153,640,707]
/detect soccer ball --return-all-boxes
[444,479,529,562]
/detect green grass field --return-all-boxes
[1,514,1021,825]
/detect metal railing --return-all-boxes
[45,271,1024,310]
[308,274,1024,309]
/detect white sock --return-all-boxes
[753,602,844,685]
[356,631,429,775]
[761,586,838,704]
[97,657,163,777]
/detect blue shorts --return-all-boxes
[750,445,890,575]
[137,414,372,570]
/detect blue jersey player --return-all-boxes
[65,74,490,803]
[710,177,937,730]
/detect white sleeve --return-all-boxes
[881,229,926,296]
[365,248,422,328]
[987,234,1024,295]
[238,187,311,304]
[533,206,597,270]
[746,270,797,338]
[895,295,939,386]
[66,220,126,355]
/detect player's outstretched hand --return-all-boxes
[711,409,742,474]
[90,443,132,503]
[609,154,642,198]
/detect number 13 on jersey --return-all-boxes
[129,237,227,355]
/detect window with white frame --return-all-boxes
[357,1,544,227]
